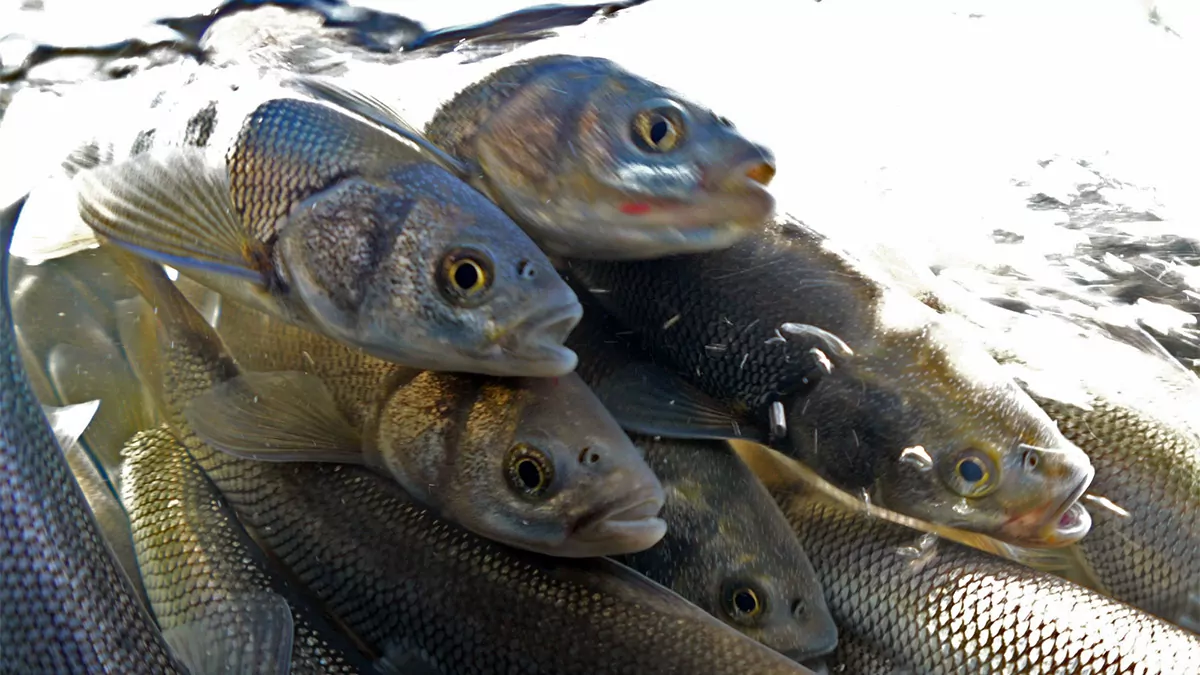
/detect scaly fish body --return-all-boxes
[47,64,581,377]
[118,249,817,674]
[0,195,184,673]
[612,435,838,663]
[122,424,373,674]
[168,284,666,558]
[936,299,1200,631]
[741,445,1200,675]
[424,54,777,260]
[566,219,1094,548]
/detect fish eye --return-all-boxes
[438,247,494,304]
[722,581,765,625]
[631,103,686,153]
[506,443,554,498]
[947,450,997,498]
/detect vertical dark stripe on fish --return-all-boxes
[184,101,218,147]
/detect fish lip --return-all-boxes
[1003,468,1094,547]
[569,496,667,555]
[496,301,583,375]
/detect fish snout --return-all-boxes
[497,290,583,377]
[707,142,777,193]
[566,472,667,557]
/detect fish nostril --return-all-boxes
[578,447,601,466]
[790,598,806,619]
[1023,449,1039,472]
[746,161,776,186]
[517,260,537,281]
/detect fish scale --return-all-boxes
[771,483,1200,674]
[0,196,184,673]
[119,253,813,674]
[122,424,372,674]
[1034,394,1200,629]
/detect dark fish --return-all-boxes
[566,282,836,657]
[0,194,184,673]
[42,65,581,377]
[121,424,374,674]
[612,435,838,662]
[115,246,818,674]
[566,218,1095,548]
[161,284,665,558]
[307,54,776,260]
[738,443,1200,675]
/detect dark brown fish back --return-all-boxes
[1036,394,1200,626]
[227,97,419,242]
[778,487,1200,674]
[424,54,615,160]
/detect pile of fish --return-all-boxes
[2,2,1200,674]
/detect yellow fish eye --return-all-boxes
[631,106,686,153]
[950,450,997,497]
[506,443,554,498]
[723,582,765,624]
[439,248,494,303]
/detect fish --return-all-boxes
[303,54,777,260]
[0,193,185,673]
[565,281,836,658]
[924,293,1200,632]
[114,237,818,674]
[120,423,375,675]
[737,443,1200,675]
[611,435,838,663]
[158,283,665,558]
[38,64,581,377]
[565,218,1095,548]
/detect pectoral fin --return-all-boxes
[162,591,294,675]
[290,74,477,179]
[591,362,765,442]
[183,371,364,464]
[75,148,267,284]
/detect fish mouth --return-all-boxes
[565,497,667,558]
[492,301,583,377]
[1002,470,1094,547]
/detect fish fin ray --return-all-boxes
[41,400,101,455]
[290,75,476,178]
[1004,543,1107,591]
[183,371,364,464]
[591,363,765,442]
[75,148,263,283]
[162,591,294,675]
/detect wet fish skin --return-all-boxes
[177,288,666,558]
[612,435,838,662]
[120,253,817,674]
[65,65,580,378]
[121,424,374,674]
[424,54,777,260]
[740,446,1200,675]
[0,195,184,673]
[567,218,1094,548]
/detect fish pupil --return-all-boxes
[650,119,671,145]
[733,588,759,615]
[958,459,985,483]
[517,458,543,490]
[454,262,480,290]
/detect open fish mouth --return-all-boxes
[1004,470,1095,547]
[568,496,667,557]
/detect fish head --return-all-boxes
[471,56,776,259]
[786,312,1095,547]
[279,167,582,377]
[381,372,665,557]
[641,439,837,660]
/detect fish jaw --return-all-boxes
[488,298,584,377]
[564,493,668,558]
[1000,467,1096,547]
